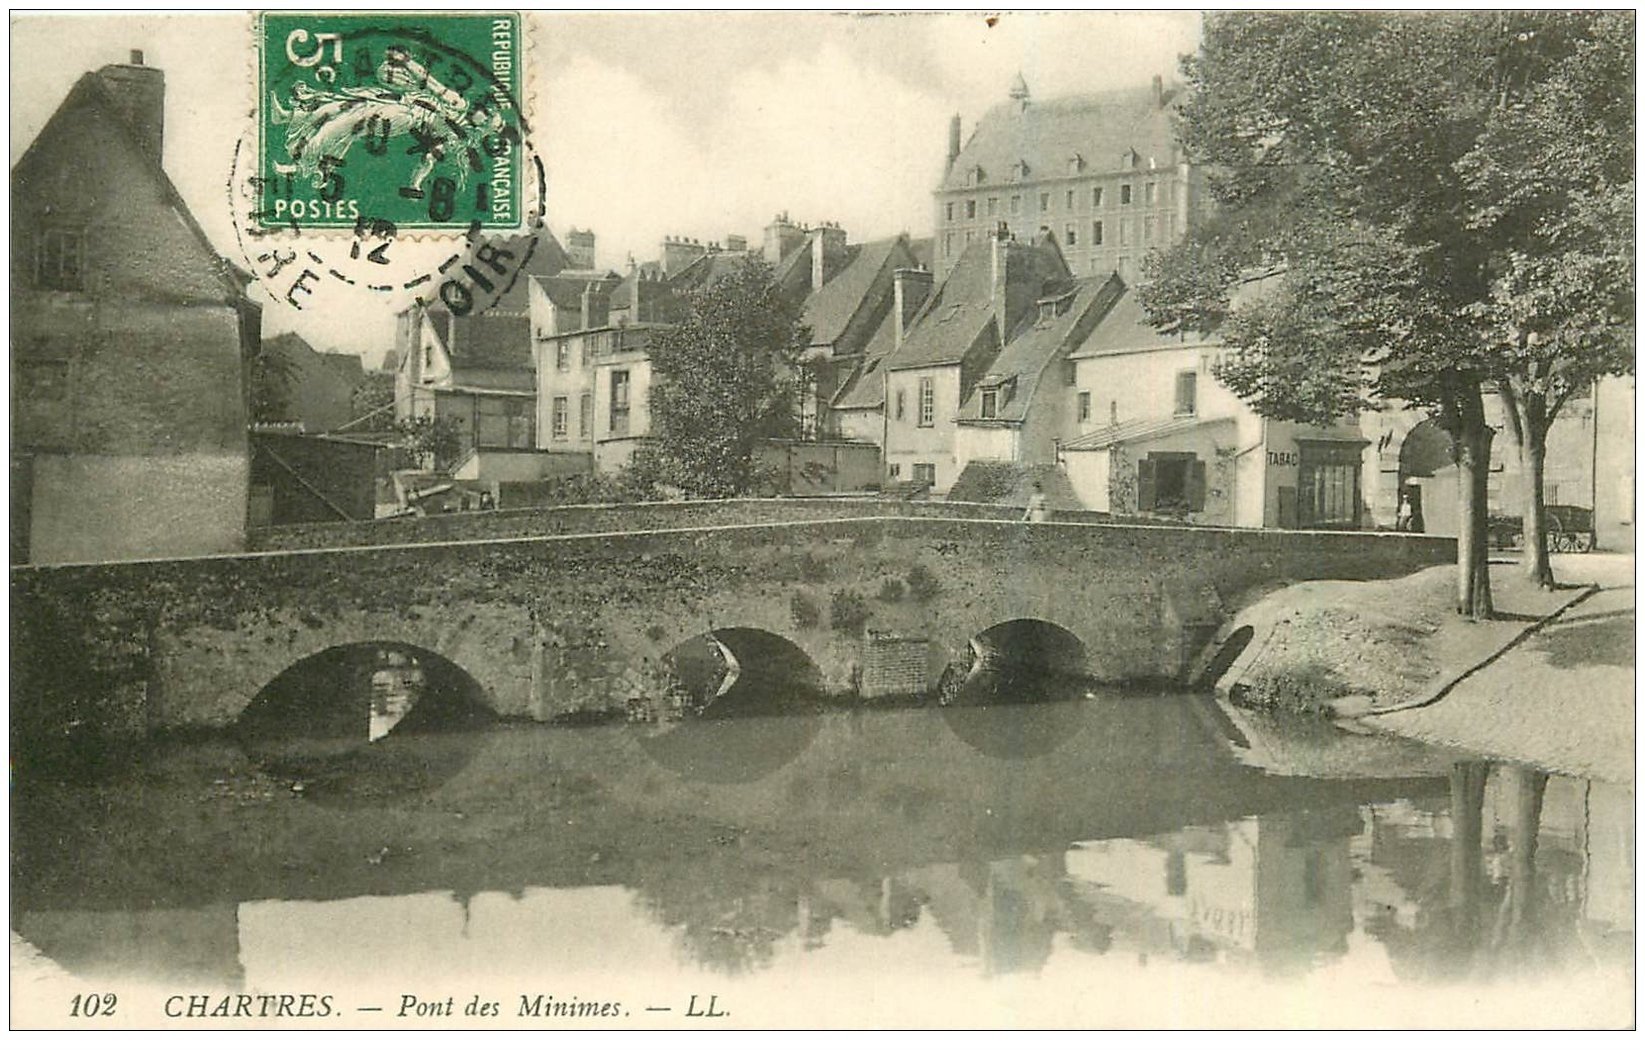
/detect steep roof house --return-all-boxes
[877,226,1072,493]
[11,51,261,563]
[935,74,1198,283]
[392,229,581,477]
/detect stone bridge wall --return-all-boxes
[246,497,1133,552]
[12,516,1456,743]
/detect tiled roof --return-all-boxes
[831,310,897,410]
[801,236,911,348]
[670,250,758,294]
[940,82,1184,194]
[882,240,999,370]
[1060,414,1236,452]
[956,273,1122,424]
[447,313,533,374]
[1067,283,1185,358]
[530,272,620,312]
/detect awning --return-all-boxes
[1060,415,1236,452]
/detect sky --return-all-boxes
[10,12,1203,365]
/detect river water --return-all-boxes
[10,678,1634,1028]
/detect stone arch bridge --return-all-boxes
[12,515,1454,741]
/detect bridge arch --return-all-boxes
[658,627,823,719]
[236,640,495,745]
[970,618,1089,678]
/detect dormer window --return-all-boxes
[1122,148,1141,169]
[969,165,987,187]
[1011,159,1031,181]
[1067,153,1085,174]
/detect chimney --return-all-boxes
[96,51,165,164]
[725,234,747,253]
[1152,74,1164,109]
[946,114,962,171]
[660,234,707,275]
[566,227,597,269]
[810,222,848,292]
[763,211,805,264]
[892,267,934,349]
[580,281,609,330]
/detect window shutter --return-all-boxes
[1188,458,1207,511]
[1137,456,1156,511]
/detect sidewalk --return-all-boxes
[1364,552,1635,784]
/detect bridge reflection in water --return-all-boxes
[12,683,1634,1022]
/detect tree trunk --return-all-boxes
[1520,415,1555,588]
[1501,383,1556,588]
[1453,384,1496,620]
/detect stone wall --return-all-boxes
[248,497,1134,551]
[13,515,1456,747]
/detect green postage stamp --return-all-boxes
[257,12,524,231]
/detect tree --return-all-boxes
[248,343,298,423]
[395,415,464,471]
[636,257,811,497]
[1141,12,1632,616]
[345,371,398,431]
[1457,12,1635,585]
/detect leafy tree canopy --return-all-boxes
[636,257,811,497]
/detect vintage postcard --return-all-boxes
[9,10,1635,1030]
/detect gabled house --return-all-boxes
[797,232,927,440]
[878,226,1071,493]
[952,271,1124,473]
[392,230,573,472]
[11,51,260,563]
[1058,279,1370,528]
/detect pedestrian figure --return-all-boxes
[1396,492,1414,532]
[1024,481,1050,523]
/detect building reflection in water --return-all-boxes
[18,762,1631,992]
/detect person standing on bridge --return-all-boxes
[1024,482,1051,523]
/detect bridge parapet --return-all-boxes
[12,516,1456,745]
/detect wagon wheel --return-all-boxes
[1547,511,1573,553]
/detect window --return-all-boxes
[1144,216,1155,244]
[980,390,997,419]
[1077,391,1091,423]
[580,337,590,367]
[1063,224,1077,247]
[1092,186,1104,208]
[1039,192,1051,212]
[610,369,631,435]
[1298,443,1364,528]
[945,202,954,222]
[1138,452,1206,515]
[986,197,998,217]
[943,232,953,257]
[1092,220,1104,246]
[1010,195,1021,216]
[551,396,568,439]
[913,463,936,486]
[1145,182,1157,205]
[579,392,592,437]
[895,388,906,421]
[477,396,533,448]
[1066,189,1076,209]
[889,463,902,478]
[1119,220,1131,246]
[555,343,569,371]
[917,376,935,427]
[1174,370,1197,416]
[1120,184,1133,205]
[35,229,84,291]
[966,199,977,219]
